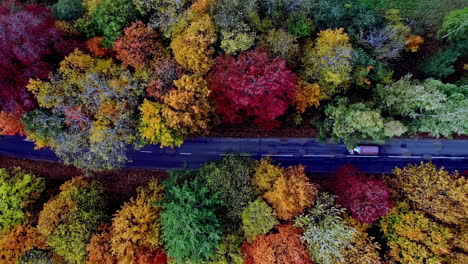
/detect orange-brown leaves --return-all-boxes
[86,223,117,264]
[0,111,25,136]
[86,37,113,58]
[405,35,424,52]
[264,165,318,220]
[242,223,312,264]
[0,225,47,263]
[114,21,169,69]
[294,80,321,114]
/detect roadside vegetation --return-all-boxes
[0,0,466,171]
[0,157,466,263]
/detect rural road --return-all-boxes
[0,136,467,174]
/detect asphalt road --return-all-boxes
[0,136,467,174]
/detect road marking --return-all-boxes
[23,139,34,142]
[431,156,465,160]
[261,154,294,157]
[220,153,252,156]
[303,154,335,157]
[346,155,379,158]
[140,150,152,154]
[180,152,192,155]
[387,156,422,159]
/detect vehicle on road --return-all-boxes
[350,145,380,155]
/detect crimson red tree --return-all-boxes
[207,49,297,129]
[0,1,75,120]
[330,164,393,223]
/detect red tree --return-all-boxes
[331,164,393,223]
[242,223,313,264]
[0,111,25,136]
[136,248,168,264]
[207,49,297,129]
[0,1,78,133]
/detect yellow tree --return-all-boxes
[110,179,164,264]
[301,28,352,99]
[251,157,284,195]
[170,13,217,75]
[139,75,213,147]
[388,162,468,225]
[264,165,318,220]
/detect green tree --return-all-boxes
[295,192,356,264]
[199,155,256,230]
[377,76,468,137]
[52,0,85,21]
[0,168,45,233]
[322,98,407,148]
[76,0,139,47]
[37,177,106,264]
[438,7,468,42]
[202,230,244,264]
[241,198,278,243]
[160,175,223,263]
[259,29,299,65]
[133,0,192,37]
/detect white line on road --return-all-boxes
[261,154,294,157]
[430,156,465,160]
[220,153,252,156]
[346,155,379,158]
[387,156,422,159]
[303,154,335,157]
[180,153,192,155]
[140,150,152,154]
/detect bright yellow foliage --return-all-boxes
[294,80,321,113]
[27,79,63,108]
[110,179,164,264]
[252,157,284,194]
[301,28,352,99]
[138,100,184,147]
[264,165,318,220]
[170,13,217,75]
[388,162,468,225]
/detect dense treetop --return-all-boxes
[0,0,465,172]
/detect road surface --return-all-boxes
[0,136,467,174]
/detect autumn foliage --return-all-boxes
[242,223,313,264]
[86,224,117,264]
[170,13,217,75]
[207,49,297,129]
[0,111,25,136]
[330,164,393,223]
[0,225,47,264]
[110,179,164,264]
[388,162,467,225]
[114,21,169,69]
[0,1,74,121]
[263,164,318,221]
